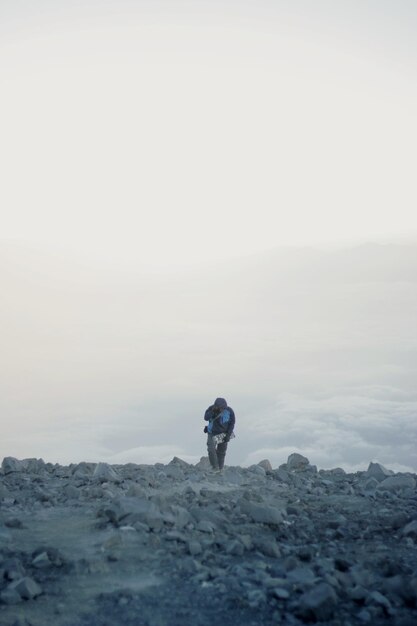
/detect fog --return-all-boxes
[1,241,416,472]
[1,1,417,470]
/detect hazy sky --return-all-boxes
[1,0,417,270]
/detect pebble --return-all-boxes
[0,452,416,625]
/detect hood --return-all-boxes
[214,397,227,409]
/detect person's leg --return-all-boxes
[207,435,219,470]
[216,441,228,470]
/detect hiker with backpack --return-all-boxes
[204,397,235,471]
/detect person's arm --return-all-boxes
[204,406,214,421]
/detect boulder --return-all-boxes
[71,462,96,479]
[366,462,394,482]
[402,520,417,540]
[248,464,266,476]
[1,457,24,474]
[297,582,338,621]
[22,458,46,474]
[258,459,273,472]
[93,463,121,483]
[9,577,42,600]
[194,456,211,470]
[377,475,416,492]
[101,497,163,530]
[169,456,190,468]
[273,468,291,483]
[287,453,310,471]
[240,500,284,525]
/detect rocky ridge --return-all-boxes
[0,453,416,626]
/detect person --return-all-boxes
[204,397,235,471]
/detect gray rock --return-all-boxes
[390,511,410,530]
[188,540,202,556]
[196,520,215,533]
[100,497,163,530]
[3,558,26,581]
[253,537,281,558]
[273,468,291,483]
[23,458,46,474]
[9,577,42,599]
[272,587,290,599]
[0,587,22,604]
[357,609,372,623]
[297,582,338,621]
[169,456,190,468]
[0,482,10,500]
[93,462,121,483]
[226,539,245,556]
[125,483,144,497]
[32,551,52,568]
[1,457,24,474]
[402,520,417,540]
[5,517,24,529]
[287,453,310,471]
[366,462,394,482]
[377,474,416,492]
[71,462,96,479]
[258,459,273,472]
[240,500,284,525]
[194,456,211,470]
[287,566,318,587]
[248,464,266,477]
[366,590,392,612]
[363,477,379,492]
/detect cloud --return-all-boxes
[241,386,417,472]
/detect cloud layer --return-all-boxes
[1,242,416,472]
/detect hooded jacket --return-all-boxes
[204,397,235,437]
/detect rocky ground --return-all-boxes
[0,453,416,626]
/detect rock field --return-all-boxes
[0,453,416,626]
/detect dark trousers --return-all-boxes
[207,434,228,470]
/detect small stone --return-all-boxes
[9,577,42,600]
[402,520,417,540]
[3,558,25,581]
[366,590,392,611]
[226,540,244,556]
[390,512,410,530]
[298,582,337,621]
[5,518,24,529]
[0,587,22,605]
[240,501,283,525]
[253,537,281,558]
[188,540,202,556]
[357,609,372,623]
[273,588,290,600]
[248,464,267,476]
[126,483,143,497]
[196,520,214,533]
[32,551,51,568]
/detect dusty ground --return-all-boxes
[1,456,416,625]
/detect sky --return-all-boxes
[1,0,417,270]
[1,2,417,472]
